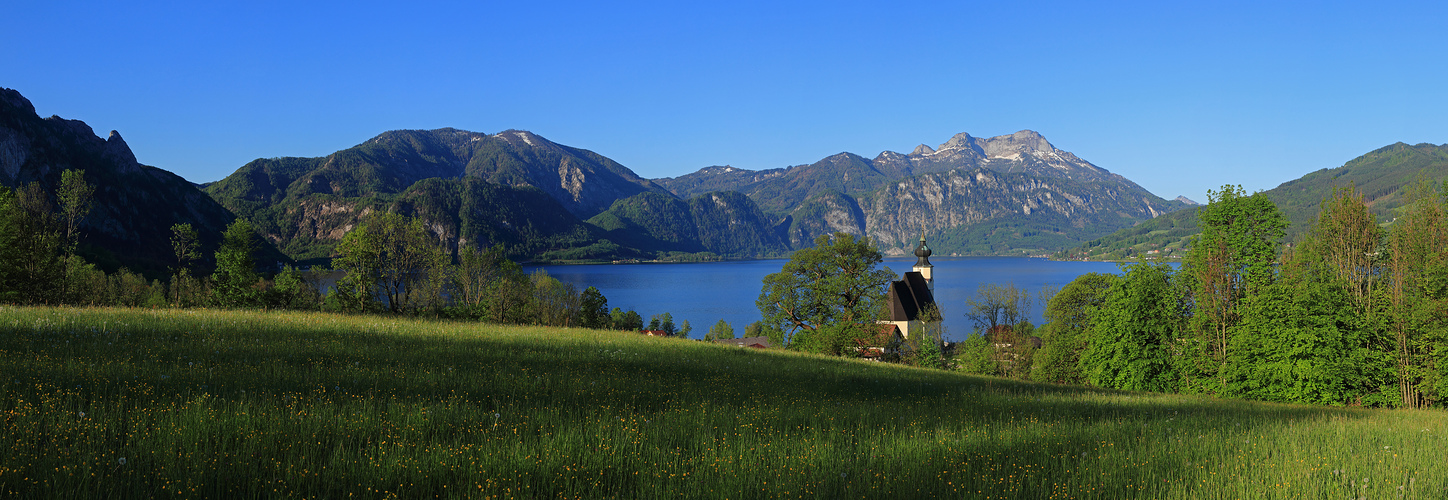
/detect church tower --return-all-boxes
[912,232,934,291]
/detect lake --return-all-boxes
[527,257,1128,341]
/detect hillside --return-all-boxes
[587,190,790,257]
[0,87,283,276]
[205,128,721,262]
[207,128,792,263]
[1057,141,1448,260]
[4,306,1443,498]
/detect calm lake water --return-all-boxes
[527,257,1127,341]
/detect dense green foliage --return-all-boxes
[0,188,670,334]
[4,306,1446,498]
[211,220,261,307]
[704,319,736,341]
[1079,262,1184,393]
[1179,185,1289,393]
[986,180,1448,409]
[1033,272,1115,385]
[757,233,897,352]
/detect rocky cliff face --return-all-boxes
[784,169,1169,255]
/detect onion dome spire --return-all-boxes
[913,231,932,268]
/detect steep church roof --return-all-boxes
[886,271,935,321]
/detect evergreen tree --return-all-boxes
[705,319,735,341]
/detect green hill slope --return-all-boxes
[1058,141,1448,260]
[5,306,1444,498]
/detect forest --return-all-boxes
[958,180,1448,409]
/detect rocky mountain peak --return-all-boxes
[1174,195,1200,205]
[937,132,978,152]
[911,144,935,155]
[495,129,555,150]
[0,87,37,117]
[104,130,140,169]
[981,130,1057,158]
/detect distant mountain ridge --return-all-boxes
[205,128,788,262]
[655,130,1185,255]
[210,128,670,219]
[656,130,1135,202]
[5,83,1194,265]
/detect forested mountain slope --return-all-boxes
[205,128,785,262]
[1056,141,1448,260]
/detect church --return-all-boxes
[882,233,939,340]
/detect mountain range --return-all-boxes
[1,86,1221,271]
[655,130,1189,255]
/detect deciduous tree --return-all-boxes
[1386,178,1448,408]
[1181,185,1288,393]
[1079,262,1185,392]
[212,219,260,307]
[757,232,895,349]
[1034,273,1116,384]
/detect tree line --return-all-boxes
[961,181,1448,408]
[0,171,687,334]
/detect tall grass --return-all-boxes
[0,306,1442,498]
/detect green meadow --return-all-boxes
[1,306,1443,499]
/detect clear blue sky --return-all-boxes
[6,1,1447,201]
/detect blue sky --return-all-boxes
[5,1,1447,201]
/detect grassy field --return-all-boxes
[0,306,1443,499]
